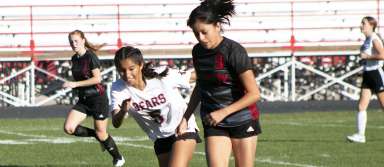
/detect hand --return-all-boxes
[63,81,77,88]
[176,117,188,136]
[203,109,228,126]
[360,52,369,59]
[120,98,132,113]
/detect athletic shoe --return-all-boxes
[347,133,366,143]
[113,156,125,167]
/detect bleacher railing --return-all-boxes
[0,0,382,106]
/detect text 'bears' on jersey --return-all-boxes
[132,93,166,111]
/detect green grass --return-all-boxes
[1,110,384,167]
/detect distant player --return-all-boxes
[176,0,262,167]
[347,16,384,143]
[63,30,124,166]
[111,46,201,167]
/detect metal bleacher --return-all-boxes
[0,0,383,106]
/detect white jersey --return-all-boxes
[362,33,384,71]
[110,69,198,141]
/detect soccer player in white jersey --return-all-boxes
[110,46,201,167]
[347,16,384,143]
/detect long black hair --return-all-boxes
[114,46,168,80]
[187,0,235,28]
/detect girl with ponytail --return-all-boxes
[111,46,201,167]
[63,30,125,167]
[177,0,262,166]
[347,16,384,143]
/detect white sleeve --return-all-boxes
[166,69,191,89]
[110,81,130,111]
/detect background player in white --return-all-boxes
[110,46,201,167]
[347,16,384,143]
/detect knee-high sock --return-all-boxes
[357,110,367,135]
[73,125,96,137]
[101,135,122,160]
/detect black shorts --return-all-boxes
[203,119,261,138]
[154,132,201,155]
[73,94,109,120]
[361,69,384,93]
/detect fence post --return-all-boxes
[30,63,35,106]
[116,4,122,49]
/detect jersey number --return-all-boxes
[147,109,164,124]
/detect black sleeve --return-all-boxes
[88,51,101,70]
[227,43,252,74]
[191,44,199,70]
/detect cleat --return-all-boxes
[347,133,366,143]
[113,156,125,167]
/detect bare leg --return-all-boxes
[63,109,87,135]
[205,136,232,167]
[231,136,258,167]
[169,139,197,167]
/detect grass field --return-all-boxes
[0,110,384,167]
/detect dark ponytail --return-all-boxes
[114,46,168,81]
[142,62,169,79]
[187,0,235,28]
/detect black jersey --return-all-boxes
[192,37,259,127]
[71,50,105,97]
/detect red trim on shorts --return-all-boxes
[95,84,105,96]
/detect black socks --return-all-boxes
[73,126,122,160]
[73,125,96,137]
[100,135,122,160]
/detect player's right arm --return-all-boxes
[112,98,131,128]
[176,84,200,136]
[110,81,132,128]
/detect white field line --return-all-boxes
[0,129,48,138]
[121,141,321,167]
[0,140,30,144]
[268,121,384,129]
[0,130,321,167]
[0,129,149,144]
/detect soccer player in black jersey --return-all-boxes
[63,30,124,166]
[176,1,261,167]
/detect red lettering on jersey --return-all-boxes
[132,103,140,111]
[158,93,166,103]
[151,97,160,106]
[139,101,146,110]
[145,100,153,108]
[133,94,167,111]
